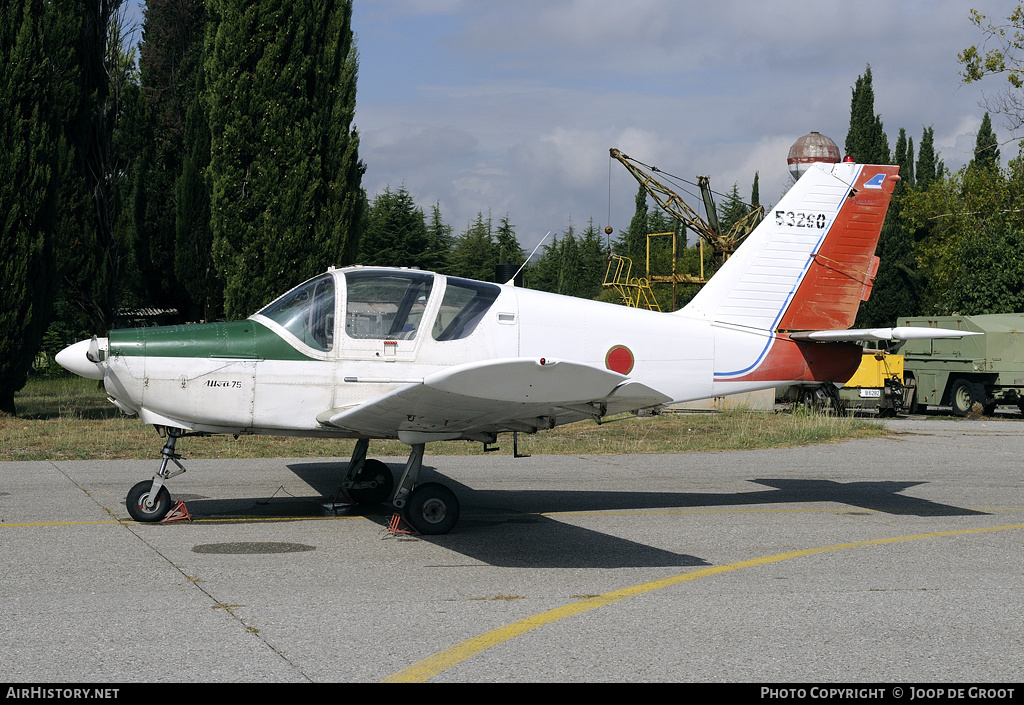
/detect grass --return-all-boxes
[0,375,890,462]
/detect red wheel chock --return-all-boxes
[386,513,418,536]
[161,500,192,522]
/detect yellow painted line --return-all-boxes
[0,514,363,528]
[381,523,1024,683]
[0,520,122,528]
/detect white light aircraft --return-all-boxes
[56,159,972,534]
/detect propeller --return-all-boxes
[86,335,102,363]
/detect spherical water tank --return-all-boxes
[788,132,841,182]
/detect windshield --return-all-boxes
[345,270,434,340]
[256,274,335,351]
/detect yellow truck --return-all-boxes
[778,348,910,416]
[836,349,909,415]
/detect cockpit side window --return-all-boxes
[256,274,335,351]
[345,271,434,340]
[432,278,501,341]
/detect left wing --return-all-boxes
[317,357,671,441]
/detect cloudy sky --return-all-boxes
[128,1,1021,251]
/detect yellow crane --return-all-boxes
[608,148,764,281]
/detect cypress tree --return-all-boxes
[134,0,207,315]
[174,67,217,321]
[893,129,910,193]
[0,0,81,413]
[845,66,890,164]
[59,1,137,336]
[750,172,760,209]
[916,127,939,190]
[972,112,1000,172]
[894,128,915,189]
[856,126,921,328]
[206,0,364,317]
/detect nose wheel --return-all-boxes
[126,480,171,522]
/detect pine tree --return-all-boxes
[449,212,498,281]
[622,182,648,266]
[495,215,524,267]
[845,66,890,164]
[359,186,428,268]
[717,183,749,234]
[525,233,561,293]
[423,203,453,274]
[557,224,583,298]
[206,0,364,317]
[578,219,608,300]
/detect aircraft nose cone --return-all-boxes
[55,338,108,380]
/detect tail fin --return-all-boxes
[679,161,899,332]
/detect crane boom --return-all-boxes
[609,148,764,267]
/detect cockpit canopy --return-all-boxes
[254,269,501,353]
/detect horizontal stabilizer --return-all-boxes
[788,327,981,343]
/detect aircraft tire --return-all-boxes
[126,480,171,522]
[405,483,460,535]
[347,459,395,505]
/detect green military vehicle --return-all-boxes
[898,313,1024,416]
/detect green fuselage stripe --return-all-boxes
[108,320,314,362]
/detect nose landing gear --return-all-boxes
[125,427,188,523]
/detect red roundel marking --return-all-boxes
[605,345,634,375]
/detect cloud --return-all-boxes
[353,0,1006,244]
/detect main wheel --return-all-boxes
[126,480,171,522]
[799,388,819,412]
[405,482,460,535]
[950,379,983,417]
[346,459,394,505]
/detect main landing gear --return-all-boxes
[125,432,460,534]
[341,439,460,535]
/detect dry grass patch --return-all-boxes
[2,376,888,461]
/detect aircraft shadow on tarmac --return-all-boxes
[161,460,987,570]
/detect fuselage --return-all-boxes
[60,265,865,437]
[61,256,872,440]
[84,267,721,435]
